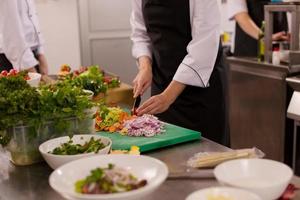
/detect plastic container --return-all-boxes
[3,109,96,166]
[272,47,281,65]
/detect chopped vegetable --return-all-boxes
[75,164,147,194]
[95,105,132,132]
[49,137,107,155]
[121,114,165,137]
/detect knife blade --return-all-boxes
[131,95,141,115]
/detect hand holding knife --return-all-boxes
[131,95,141,115]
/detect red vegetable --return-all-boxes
[1,70,8,76]
[8,69,18,76]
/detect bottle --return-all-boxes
[258,21,265,62]
[272,47,280,65]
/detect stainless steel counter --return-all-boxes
[0,138,230,200]
[1,138,299,200]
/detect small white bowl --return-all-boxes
[27,72,41,87]
[214,159,293,200]
[49,155,168,200]
[39,134,112,169]
[186,187,262,200]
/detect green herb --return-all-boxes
[0,74,95,147]
[49,137,106,155]
[75,164,147,194]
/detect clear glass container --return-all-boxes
[3,111,95,166]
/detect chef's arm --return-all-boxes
[234,12,261,40]
[131,0,153,97]
[1,0,38,71]
[234,12,289,41]
[162,81,186,104]
[173,0,220,88]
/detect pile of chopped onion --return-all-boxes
[123,114,165,137]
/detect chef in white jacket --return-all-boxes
[0,0,48,74]
[131,0,229,145]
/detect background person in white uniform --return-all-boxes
[0,0,48,74]
[227,0,289,57]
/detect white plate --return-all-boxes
[214,159,293,200]
[186,187,262,200]
[49,155,168,200]
[39,134,112,169]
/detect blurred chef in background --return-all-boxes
[0,0,48,74]
[131,0,229,145]
[228,0,289,57]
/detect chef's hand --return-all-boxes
[272,31,290,41]
[136,93,170,115]
[133,56,152,98]
[37,54,49,75]
[136,80,186,116]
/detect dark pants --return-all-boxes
[0,50,40,72]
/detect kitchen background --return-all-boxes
[35,0,234,85]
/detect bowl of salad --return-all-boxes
[39,135,112,169]
[49,155,168,200]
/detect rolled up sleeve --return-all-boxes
[227,0,248,20]
[130,0,152,60]
[173,0,220,88]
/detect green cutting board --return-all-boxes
[96,123,201,152]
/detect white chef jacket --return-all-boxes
[0,0,44,70]
[130,0,221,88]
[227,0,248,20]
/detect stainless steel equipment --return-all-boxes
[286,75,300,171]
[264,3,300,66]
[227,57,300,162]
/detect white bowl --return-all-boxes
[49,155,168,200]
[214,159,293,200]
[39,134,112,169]
[27,72,41,87]
[186,187,262,200]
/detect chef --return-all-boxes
[228,0,289,57]
[0,0,48,74]
[130,0,229,145]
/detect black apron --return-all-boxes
[234,0,288,57]
[142,0,229,145]
[0,49,40,72]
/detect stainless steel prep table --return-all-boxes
[1,138,299,200]
[0,138,229,200]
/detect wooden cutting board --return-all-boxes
[97,123,201,152]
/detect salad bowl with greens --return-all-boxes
[39,135,112,169]
[49,155,168,200]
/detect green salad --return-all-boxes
[75,164,147,194]
[49,137,107,155]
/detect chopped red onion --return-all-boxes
[123,114,165,137]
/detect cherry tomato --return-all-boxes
[73,70,80,76]
[24,75,30,80]
[1,70,8,76]
[8,69,18,76]
[103,76,112,83]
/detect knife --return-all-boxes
[131,95,141,115]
